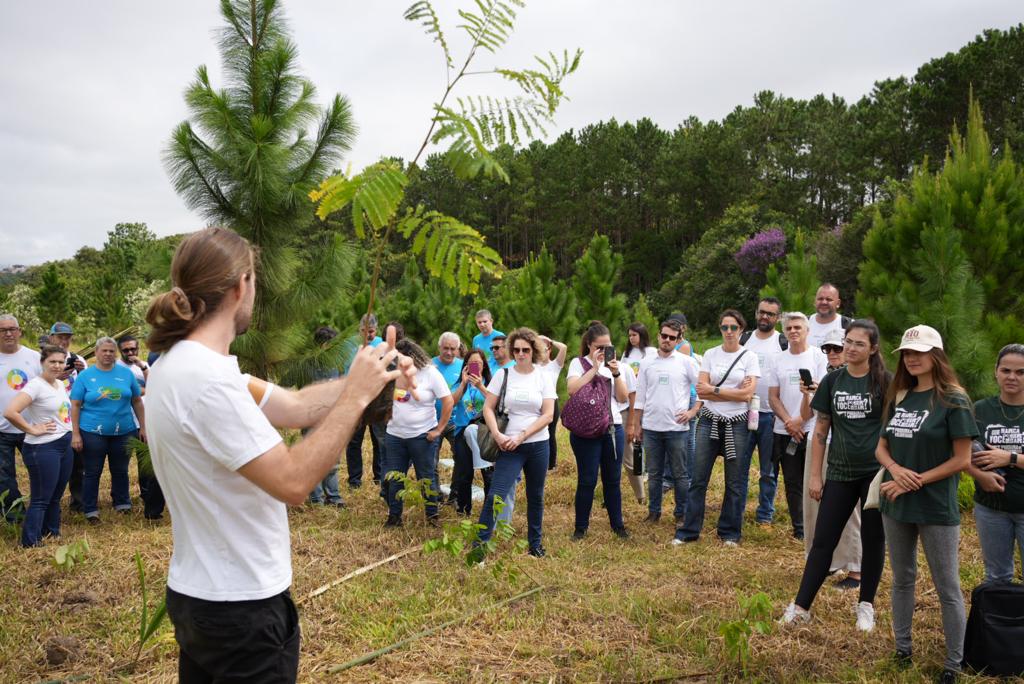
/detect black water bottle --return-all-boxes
[632,441,643,474]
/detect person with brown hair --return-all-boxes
[144,227,414,682]
[874,325,976,683]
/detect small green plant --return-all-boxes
[129,551,168,672]
[424,496,528,583]
[0,489,27,534]
[384,471,440,514]
[718,592,773,674]
[52,539,90,571]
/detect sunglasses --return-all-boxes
[756,310,779,318]
[121,346,139,354]
[512,347,533,354]
[822,345,843,354]
[490,345,504,351]
[720,324,740,332]
[659,333,679,341]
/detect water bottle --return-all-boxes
[632,440,644,474]
[747,395,760,431]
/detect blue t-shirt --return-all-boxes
[488,358,514,376]
[472,330,505,363]
[70,365,141,435]
[432,356,463,423]
[452,385,487,432]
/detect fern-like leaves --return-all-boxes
[404,1,453,69]
[310,162,408,238]
[458,0,524,54]
[497,48,582,114]
[397,205,504,294]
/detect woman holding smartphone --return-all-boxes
[449,348,492,514]
[875,325,975,682]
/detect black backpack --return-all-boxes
[739,330,788,351]
[963,582,1024,676]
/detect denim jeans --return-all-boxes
[742,410,778,523]
[346,422,382,487]
[680,419,752,542]
[384,433,439,519]
[644,430,689,519]
[81,431,134,517]
[20,433,73,547]
[478,440,549,550]
[0,431,25,520]
[974,502,1024,584]
[309,463,343,505]
[570,427,624,532]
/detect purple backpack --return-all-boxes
[561,357,612,438]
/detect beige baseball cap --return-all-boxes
[895,324,943,352]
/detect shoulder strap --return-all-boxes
[715,349,748,387]
[497,368,509,413]
[778,335,789,351]
[739,330,752,346]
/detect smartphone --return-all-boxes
[603,345,616,361]
[799,368,814,387]
[65,355,77,370]
[467,361,482,376]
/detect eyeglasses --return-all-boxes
[490,345,504,351]
[720,324,740,332]
[0,327,20,335]
[659,333,679,341]
[121,346,139,354]
[512,347,532,355]
[756,310,779,318]
[822,345,843,354]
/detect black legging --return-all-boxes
[795,475,886,608]
[547,400,560,470]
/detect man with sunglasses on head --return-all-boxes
[630,319,701,526]
[740,297,787,525]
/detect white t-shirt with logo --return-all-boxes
[567,357,627,426]
[0,345,42,433]
[808,315,844,350]
[146,340,286,602]
[19,376,72,445]
[634,352,701,431]
[486,366,557,444]
[699,346,762,419]
[743,332,783,411]
[387,365,451,439]
[623,346,658,377]
[769,348,829,435]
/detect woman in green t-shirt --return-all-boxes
[968,343,1024,583]
[875,325,977,680]
[780,320,890,632]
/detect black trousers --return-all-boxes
[345,422,382,487]
[166,587,300,683]
[772,434,806,537]
[795,475,886,608]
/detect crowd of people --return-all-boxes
[1,263,1022,682]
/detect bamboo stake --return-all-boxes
[327,585,546,674]
[296,546,421,606]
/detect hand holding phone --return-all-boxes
[798,368,814,387]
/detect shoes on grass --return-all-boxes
[835,576,861,590]
[779,602,810,625]
[855,601,874,632]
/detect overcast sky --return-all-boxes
[1,1,1020,266]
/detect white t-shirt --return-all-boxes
[808,315,844,350]
[540,361,562,386]
[0,345,42,433]
[699,346,762,419]
[19,376,72,445]
[145,340,287,602]
[743,332,783,410]
[486,366,557,444]
[634,352,700,431]
[616,361,636,415]
[567,357,625,426]
[387,365,451,439]
[769,347,829,435]
[623,346,658,377]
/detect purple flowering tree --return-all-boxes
[734,228,786,279]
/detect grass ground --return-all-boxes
[0,431,1002,683]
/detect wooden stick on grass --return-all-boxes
[327,585,546,674]
[297,545,421,606]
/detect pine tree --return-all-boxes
[164,0,356,379]
[760,230,819,314]
[35,264,71,327]
[572,234,629,335]
[501,246,578,342]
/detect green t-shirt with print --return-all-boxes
[879,388,978,525]
[973,396,1024,513]
[810,368,885,481]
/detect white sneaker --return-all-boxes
[779,602,811,625]
[671,538,684,546]
[723,540,738,548]
[855,601,875,632]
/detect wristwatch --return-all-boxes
[713,387,721,395]
[1011,451,1019,467]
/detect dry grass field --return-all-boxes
[0,432,1003,683]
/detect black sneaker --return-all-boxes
[612,527,629,539]
[834,576,861,590]
[384,514,402,528]
[643,512,661,523]
[528,545,546,558]
[893,650,912,669]
[86,516,101,526]
[571,528,587,541]
[936,669,958,684]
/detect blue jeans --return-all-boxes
[0,431,25,520]
[309,464,343,504]
[681,419,752,542]
[644,430,689,519]
[570,427,624,531]
[742,410,778,523]
[384,433,439,519]
[21,433,73,547]
[478,440,549,550]
[974,502,1024,584]
[81,431,134,516]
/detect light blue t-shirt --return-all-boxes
[472,330,505,363]
[432,356,463,423]
[70,364,141,435]
[452,385,487,432]
[488,358,514,376]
